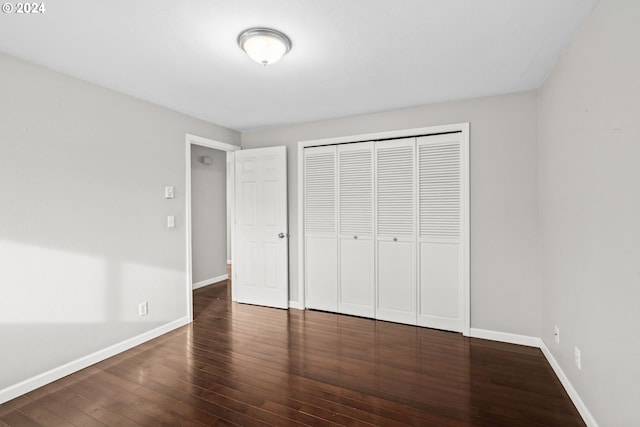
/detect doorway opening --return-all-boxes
[185,134,240,321]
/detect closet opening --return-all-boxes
[297,123,470,335]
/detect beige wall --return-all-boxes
[539,0,640,425]
[0,52,239,393]
[242,91,541,337]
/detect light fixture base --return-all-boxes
[238,27,292,66]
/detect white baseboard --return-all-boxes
[469,327,541,347]
[539,340,598,427]
[192,274,228,290]
[288,300,304,310]
[0,316,190,405]
[469,328,596,427]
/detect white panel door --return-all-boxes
[375,138,416,325]
[417,133,465,331]
[235,146,288,309]
[304,145,338,312]
[338,142,374,317]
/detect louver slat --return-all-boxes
[377,144,414,236]
[305,149,336,234]
[419,142,461,239]
[339,148,373,235]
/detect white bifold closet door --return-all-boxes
[417,133,464,332]
[303,132,466,333]
[338,142,374,317]
[304,145,338,312]
[375,138,417,325]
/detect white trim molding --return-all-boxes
[0,317,189,405]
[469,328,541,348]
[288,300,305,310]
[192,274,229,290]
[539,340,599,427]
[185,134,240,152]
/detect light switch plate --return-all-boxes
[167,215,175,228]
[165,186,174,199]
[138,302,148,317]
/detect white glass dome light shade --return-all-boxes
[242,35,286,65]
[238,28,292,66]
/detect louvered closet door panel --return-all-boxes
[304,146,338,312]
[339,143,373,235]
[338,142,374,318]
[417,133,464,332]
[305,147,337,235]
[376,140,415,237]
[375,138,416,325]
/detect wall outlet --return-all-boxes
[574,346,581,370]
[554,325,560,343]
[138,301,148,317]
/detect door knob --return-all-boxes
[278,232,287,239]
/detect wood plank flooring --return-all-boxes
[1,280,585,426]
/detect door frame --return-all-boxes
[185,134,240,322]
[297,122,470,335]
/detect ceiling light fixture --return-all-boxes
[238,27,292,66]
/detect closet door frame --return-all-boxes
[298,123,470,336]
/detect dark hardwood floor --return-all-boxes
[1,280,585,426]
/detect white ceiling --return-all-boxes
[0,0,598,131]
